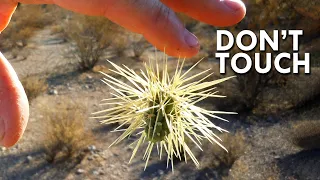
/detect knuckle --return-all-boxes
[130,0,172,28]
[151,2,172,28]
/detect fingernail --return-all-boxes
[184,30,199,48]
[223,0,243,12]
[0,117,5,146]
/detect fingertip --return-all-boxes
[222,0,246,12]
[162,0,246,27]
[164,45,200,58]
[222,0,246,25]
[145,29,200,58]
[179,30,201,57]
[184,30,200,49]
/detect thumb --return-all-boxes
[0,52,29,147]
[0,1,17,32]
[0,2,28,147]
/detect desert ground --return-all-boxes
[0,1,320,180]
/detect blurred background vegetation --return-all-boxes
[0,1,319,179]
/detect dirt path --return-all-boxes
[1,27,197,180]
[7,27,71,78]
[1,26,319,180]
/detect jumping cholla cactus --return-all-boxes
[93,57,235,170]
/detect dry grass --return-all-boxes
[214,32,291,113]
[113,36,129,56]
[177,13,198,30]
[201,131,248,176]
[218,0,297,112]
[20,75,48,101]
[291,120,320,150]
[42,100,94,163]
[132,37,149,59]
[50,24,65,35]
[241,0,297,29]
[285,72,320,110]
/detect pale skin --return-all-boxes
[0,0,246,147]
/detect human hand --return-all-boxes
[0,0,246,147]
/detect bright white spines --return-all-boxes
[93,57,235,170]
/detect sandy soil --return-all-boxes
[0,26,319,180]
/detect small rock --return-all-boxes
[45,39,66,45]
[76,169,85,175]
[92,170,99,176]
[16,55,26,61]
[93,154,99,158]
[84,85,93,89]
[127,146,134,151]
[158,170,164,175]
[87,145,97,152]
[87,156,94,161]
[111,175,118,179]
[49,89,58,95]
[5,53,15,60]
[65,174,75,179]
[90,145,96,151]
[222,169,229,175]
[267,116,276,123]
[26,155,33,162]
[16,41,24,47]
[86,75,93,79]
[1,147,6,151]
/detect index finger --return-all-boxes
[54,0,201,57]
[1,0,200,57]
[161,0,246,27]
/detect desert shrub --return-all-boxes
[199,37,215,58]
[285,73,320,111]
[176,13,198,30]
[301,38,320,67]
[132,37,149,59]
[20,75,48,101]
[291,120,320,150]
[50,24,65,35]
[42,100,93,163]
[113,36,128,56]
[202,131,247,176]
[222,31,291,112]
[64,15,119,71]
[310,52,320,67]
[0,5,53,50]
[241,0,298,30]
[220,0,297,112]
